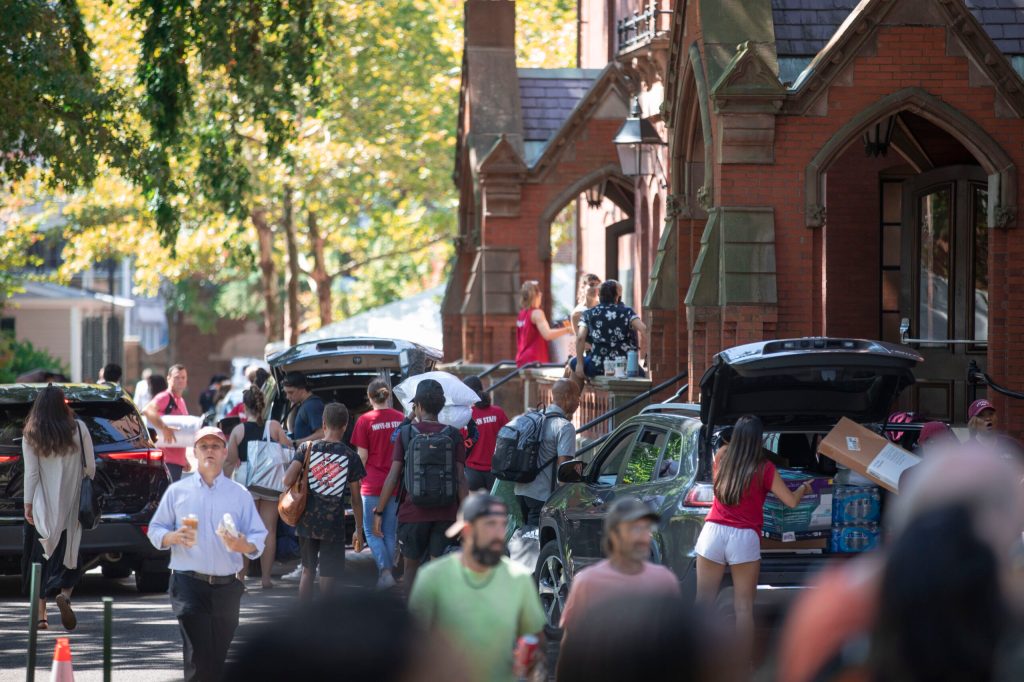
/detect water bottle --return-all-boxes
[603,358,615,376]
[626,350,639,377]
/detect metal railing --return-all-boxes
[572,372,688,458]
[617,1,672,52]
[969,360,1024,400]
[478,360,516,380]
[480,361,565,393]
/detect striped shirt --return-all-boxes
[291,440,366,541]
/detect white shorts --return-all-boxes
[695,521,761,565]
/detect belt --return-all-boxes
[173,570,237,586]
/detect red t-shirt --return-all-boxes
[516,308,549,366]
[351,408,405,496]
[466,405,509,472]
[705,460,776,533]
[153,390,189,467]
[392,421,465,523]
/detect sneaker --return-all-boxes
[281,565,304,581]
[376,571,397,591]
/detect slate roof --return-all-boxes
[518,68,601,142]
[772,0,1024,56]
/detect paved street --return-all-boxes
[0,553,379,681]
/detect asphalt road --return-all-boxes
[0,553,379,682]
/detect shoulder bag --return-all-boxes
[278,442,311,527]
[77,422,101,530]
[246,421,292,496]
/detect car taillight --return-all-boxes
[101,450,163,463]
[684,483,715,508]
[0,455,19,464]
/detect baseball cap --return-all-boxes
[603,497,660,537]
[445,493,508,538]
[194,426,227,445]
[917,421,951,445]
[968,399,996,420]
[412,378,445,404]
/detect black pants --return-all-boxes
[465,468,496,493]
[517,495,546,527]
[21,524,82,599]
[169,573,244,682]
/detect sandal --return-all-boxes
[55,594,76,631]
[37,619,48,630]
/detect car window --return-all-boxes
[0,400,145,449]
[621,427,668,485]
[593,428,638,486]
[657,422,699,481]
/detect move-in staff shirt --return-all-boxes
[152,390,189,467]
[147,474,267,576]
[467,405,510,472]
[351,408,405,496]
[581,302,640,363]
[291,440,366,541]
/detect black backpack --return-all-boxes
[491,409,562,484]
[401,424,459,507]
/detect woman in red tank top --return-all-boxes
[694,415,810,662]
[516,280,572,366]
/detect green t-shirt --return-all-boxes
[409,554,546,682]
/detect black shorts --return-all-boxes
[398,521,456,562]
[299,537,346,578]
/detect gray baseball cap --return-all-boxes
[603,496,660,536]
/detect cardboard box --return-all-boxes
[818,418,921,493]
[830,523,881,553]
[832,485,882,525]
[762,527,831,542]
[763,469,833,541]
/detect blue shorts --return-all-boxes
[569,355,601,377]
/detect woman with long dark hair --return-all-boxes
[22,385,95,631]
[694,415,809,657]
[226,386,291,588]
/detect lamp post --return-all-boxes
[612,96,667,180]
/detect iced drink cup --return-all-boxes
[183,514,199,531]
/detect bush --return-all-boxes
[0,335,70,383]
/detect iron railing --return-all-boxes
[969,360,1024,400]
[617,1,672,52]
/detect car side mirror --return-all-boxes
[557,460,584,484]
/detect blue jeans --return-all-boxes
[568,355,601,377]
[362,495,398,572]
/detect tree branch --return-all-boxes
[328,234,451,280]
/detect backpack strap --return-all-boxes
[163,392,177,415]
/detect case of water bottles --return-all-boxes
[830,485,882,553]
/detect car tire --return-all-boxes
[535,540,569,640]
[101,563,133,580]
[135,570,170,593]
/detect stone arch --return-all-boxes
[805,87,1017,228]
[536,163,633,262]
[670,44,714,215]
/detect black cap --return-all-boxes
[412,378,445,404]
[446,493,508,538]
[603,497,660,537]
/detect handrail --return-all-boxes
[483,362,564,393]
[968,360,1024,400]
[477,360,516,380]
[575,370,688,434]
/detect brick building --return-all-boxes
[444,0,1024,431]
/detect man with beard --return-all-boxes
[559,497,680,644]
[409,493,546,682]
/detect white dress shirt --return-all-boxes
[147,473,266,576]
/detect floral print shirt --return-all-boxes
[581,302,640,362]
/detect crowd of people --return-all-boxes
[17,311,1024,681]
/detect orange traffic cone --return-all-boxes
[50,637,74,681]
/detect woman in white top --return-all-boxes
[23,385,95,631]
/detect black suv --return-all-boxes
[537,338,921,630]
[266,336,442,541]
[0,384,172,592]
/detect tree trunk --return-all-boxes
[307,209,333,327]
[251,208,282,341]
[282,186,301,346]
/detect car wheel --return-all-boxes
[135,570,170,593]
[101,563,133,580]
[535,540,569,638]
